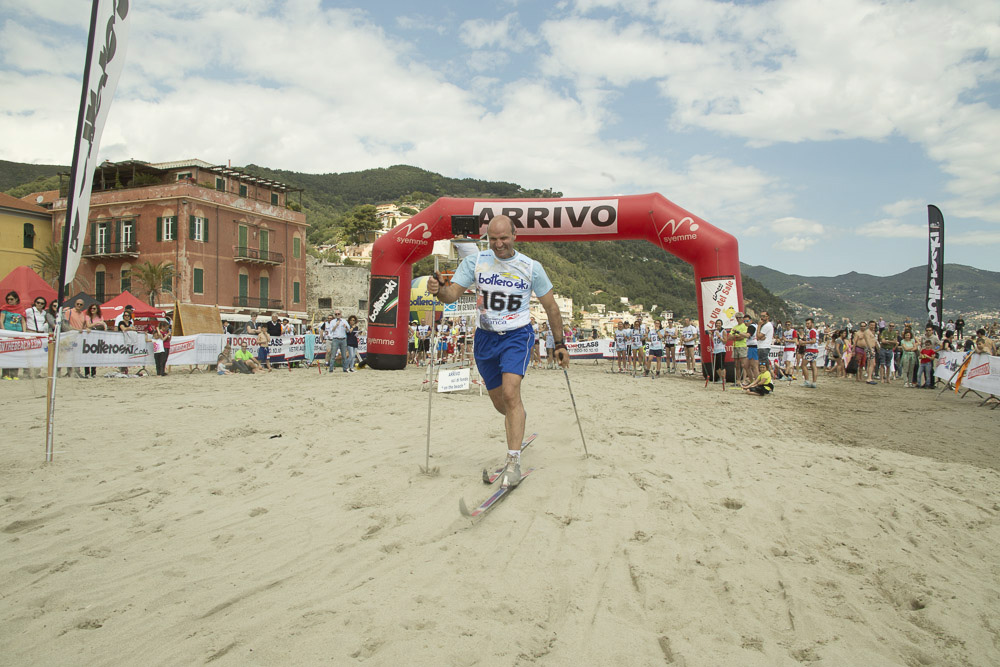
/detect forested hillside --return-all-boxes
[0,159,65,196]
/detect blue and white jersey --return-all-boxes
[452,250,553,333]
[615,329,628,351]
[647,328,664,351]
[631,325,645,348]
[662,325,678,345]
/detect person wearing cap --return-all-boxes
[730,311,750,384]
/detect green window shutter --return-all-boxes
[90,222,96,252]
[293,281,300,303]
[193,268,204,294]
[156,217,162,242]
[189,215,196,240]
[204,218,209,243]
[293,237,300,258]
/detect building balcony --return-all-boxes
[82,242,140,258]
[234,246,284,265]
[233,296,283,310]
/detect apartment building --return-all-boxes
[47,159,308,318]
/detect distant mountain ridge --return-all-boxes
[742,263,999,324]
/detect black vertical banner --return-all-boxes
[926,205,944,334]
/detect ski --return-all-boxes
[482,433,539,484]
[460,469,534,519]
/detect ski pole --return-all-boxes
[562,368,589,458]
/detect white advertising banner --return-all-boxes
[700,276,739,329]
[0,330,154,368]
[936,351,1000,395]
[0,331,48,368]
[166,334,225,366]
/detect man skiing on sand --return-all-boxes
[428,215,570,489]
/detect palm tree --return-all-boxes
[33,242,89,294]
[132,260,174,307]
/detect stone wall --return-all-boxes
[305,255,370,321]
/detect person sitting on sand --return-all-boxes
[233,342,258,374]
[741,360,774,396]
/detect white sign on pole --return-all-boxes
[443,294,477,318]
[438,368,471,392]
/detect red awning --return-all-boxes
[100,290,166,320]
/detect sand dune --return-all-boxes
[2,363,998,666]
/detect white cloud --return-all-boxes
[773,236,818,252]
[544,0,1000,226]
[855,219,927,238]
[881,199,924,219]
[459,14,536,51]
[770,217,824,236]
[395,14,447,34]
[949,231,1000,245]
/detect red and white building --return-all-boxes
[47,159,308,319]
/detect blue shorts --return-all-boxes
[257,347,268,362]
[748,346,759,361]
[474,325,534,391]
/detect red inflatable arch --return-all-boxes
[365,194,743,370]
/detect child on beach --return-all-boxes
[741,360,774,396]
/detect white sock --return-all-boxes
[508,449,521,459]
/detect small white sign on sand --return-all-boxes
[438,368,471,392]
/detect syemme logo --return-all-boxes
[171,339,196,354]
[368,337,393,346]
[473,200,618,236]
[658,216,699,243]
[369,279,399,322]
[396,221,432,238]
[478,274,529,290]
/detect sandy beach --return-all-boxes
[1,362,998,666]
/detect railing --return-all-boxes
[83,242,139,257]
[233,296,283,310]
[234,246,284,264]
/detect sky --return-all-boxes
[1,0,998,276]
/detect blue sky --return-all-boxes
[1,0,998,275]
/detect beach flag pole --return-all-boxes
[422,257,440,474]
[562,368,589,458]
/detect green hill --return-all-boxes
[742,263,1000,325]
[0,159,66,197]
